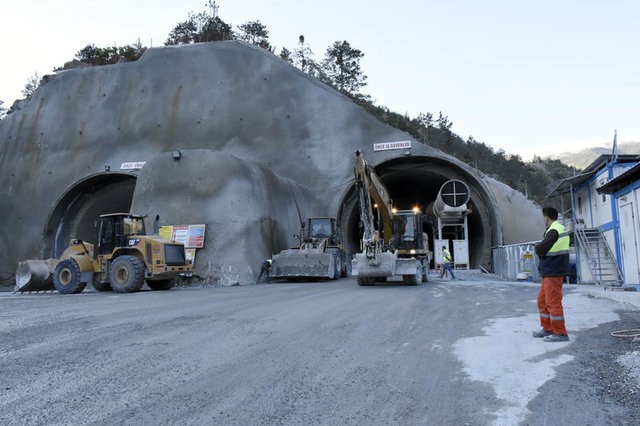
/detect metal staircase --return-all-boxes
[574,227,624,286]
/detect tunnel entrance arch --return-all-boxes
[337,155,500,269]
[42,173,137,259]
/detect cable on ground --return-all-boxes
[611,329,640,338]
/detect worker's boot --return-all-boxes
[543,333,569,342]
[532,329,553,338]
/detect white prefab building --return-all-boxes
[548,154,640,286]
[597,162,640,286]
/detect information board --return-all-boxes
[158,224,206,248]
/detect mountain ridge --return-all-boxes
[551,142,640,170]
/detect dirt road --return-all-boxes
[1,277,637,425]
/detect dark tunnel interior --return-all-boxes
[43,173,137,258]
[339,157,494,268]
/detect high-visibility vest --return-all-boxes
[266,259,273,266]
[546,221,570,256]
[443,249,452,263]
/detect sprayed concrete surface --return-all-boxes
[1,277,638,425]
[0,41,544,284]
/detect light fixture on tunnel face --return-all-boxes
[410,249,416,254]
[172,150,182,160]
[412,206,421,214]
[392,207,397,214]
[104,165,111,172]
[373,203,378,208]
[404,149,411,156]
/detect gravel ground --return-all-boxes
[0,276,637,425]
[525,309,639,425]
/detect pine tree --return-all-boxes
[279,47,293,63]
[238,20,271,50]
[22,72,41,100]
[321,40,367,95]
[165,12,233,45]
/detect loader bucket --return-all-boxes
[15,260,58,293]
[352,251,397,278]
[272,252,336,279]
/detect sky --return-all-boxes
[1,0,639,159]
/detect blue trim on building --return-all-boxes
[613,179,640,198]
[599,221,616,232]
[611,197,624,272]
[588,183,594,226]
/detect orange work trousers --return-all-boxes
[537,276,568,335]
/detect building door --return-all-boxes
[619,201,640,285]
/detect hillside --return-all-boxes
[2,9,578,209]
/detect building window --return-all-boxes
[578,196,582,213]
[602,193,606,203]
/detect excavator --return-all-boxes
[353,150,430,285]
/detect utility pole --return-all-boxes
[205,0,219,18]
[612,129,618,164]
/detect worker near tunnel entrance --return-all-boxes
[533,207,570,342]
[440,246,456,280]
[256,259,273,284]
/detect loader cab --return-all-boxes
[306,218,340,246]
[393,210,426,251]
[97,213,147,255]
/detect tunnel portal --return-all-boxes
[338,156,498,268]
[42,173,137,258]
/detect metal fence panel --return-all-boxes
[492,241,541,281]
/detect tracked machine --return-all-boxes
[352,151,430,285]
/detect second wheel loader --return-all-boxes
[271,217,346,280]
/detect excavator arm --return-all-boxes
[354,150,394,261]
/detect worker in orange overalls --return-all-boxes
[533,207,570,342]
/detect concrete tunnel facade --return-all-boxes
[0,41,544,285]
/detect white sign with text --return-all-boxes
[373,141,412,152]
[120,162,147,170]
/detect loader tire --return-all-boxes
[147,279,175,291]
[403,267,422,286]
[357,276,375,286]
[54,259,87,294]
[109,255,146,293]
[92,280,112,292]
[333,256,342,280]
[327,262,336,280]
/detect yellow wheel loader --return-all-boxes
[16,213,192,294]
[271,217,346,280]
